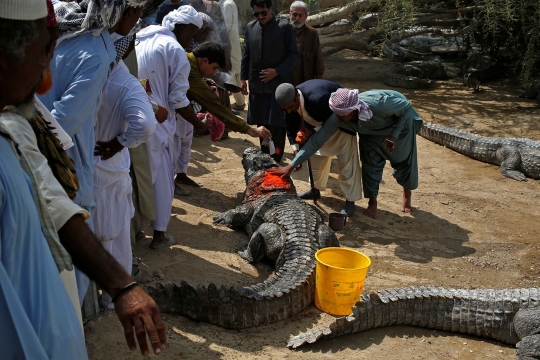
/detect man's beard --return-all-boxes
[9,76,41,119]
[291,20,305,29]
[10,95,36,119]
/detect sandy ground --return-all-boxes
[86,51,540,359]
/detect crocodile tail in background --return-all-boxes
[384,71,434,89]
[287,287,540,348]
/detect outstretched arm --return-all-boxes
[269,115,340,178]
[290,115,340,167]
[58,215,167,356]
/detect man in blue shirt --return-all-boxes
[37,0,146,304]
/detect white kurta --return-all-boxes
[219,0,241,75]
[298,91,363,202]
[136,25,191,231]
[94,61,156,307]
[94,60,156,241]
[219,0,245,106]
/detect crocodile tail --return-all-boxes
[419,122,500,163]
[384,71,434,89]
[287,287,540,348]
[143,256,316,329]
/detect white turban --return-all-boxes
[329,88,373,121]
[0,0,46,20]
[162,5,203,32]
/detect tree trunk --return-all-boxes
[306,0,441,27]
[321,39,369,56]
[322,46,346,57]
[320,30,376,47]
[317,23,353,35]
[319,0,349,11]
[306,0,378,27]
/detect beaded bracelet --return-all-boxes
[111,281,139,303]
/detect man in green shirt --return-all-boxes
[186,43,271,140]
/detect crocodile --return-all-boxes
[143,147,339,328]
[382,44,436,63]
[419,122,540,181]
[287,286,540,360]
[384,61,448,89]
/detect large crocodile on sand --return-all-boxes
[287,287,540,359]
[419,122,540,180]
[384,60,448,89]
[143,147,339,328]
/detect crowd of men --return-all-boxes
[0,0,423,357]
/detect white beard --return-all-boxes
[291,20,305,29]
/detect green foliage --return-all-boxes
[470,0,540,88]
[356,0,417,54]
[361,0,540,87]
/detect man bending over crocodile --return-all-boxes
[275,80,362,216]
[270,88,423,219]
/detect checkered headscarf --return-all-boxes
[111,19,142,64]
[54,0,147,45]
[329,88,373,121]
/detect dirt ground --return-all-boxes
[86,50,540,359]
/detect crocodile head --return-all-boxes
[241,147,296,200]
[242,147,277,181]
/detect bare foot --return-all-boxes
[402,188,413,213]
[175,173,202,187]
[363,198,378,219]
[150,231,176,249]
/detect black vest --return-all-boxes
[297,79,356,136]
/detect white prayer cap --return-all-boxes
[0,0,47,21]
[162,5,203,32]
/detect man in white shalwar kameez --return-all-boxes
[93,34,156,308]
[136,6,208,249]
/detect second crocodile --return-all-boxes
[420,122,540,180]
[287,286,540,360]
[143,147,339,328]
[384,60,449,89]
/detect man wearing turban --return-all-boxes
[136,6,207,249]
[271,89,423,219]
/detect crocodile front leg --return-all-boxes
[497,145,527,181]
[239,223,283,263]
[213,204,254,228]
[515,308,540,360]
[317,223,340,248]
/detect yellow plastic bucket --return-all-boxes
[314,247,371,316]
